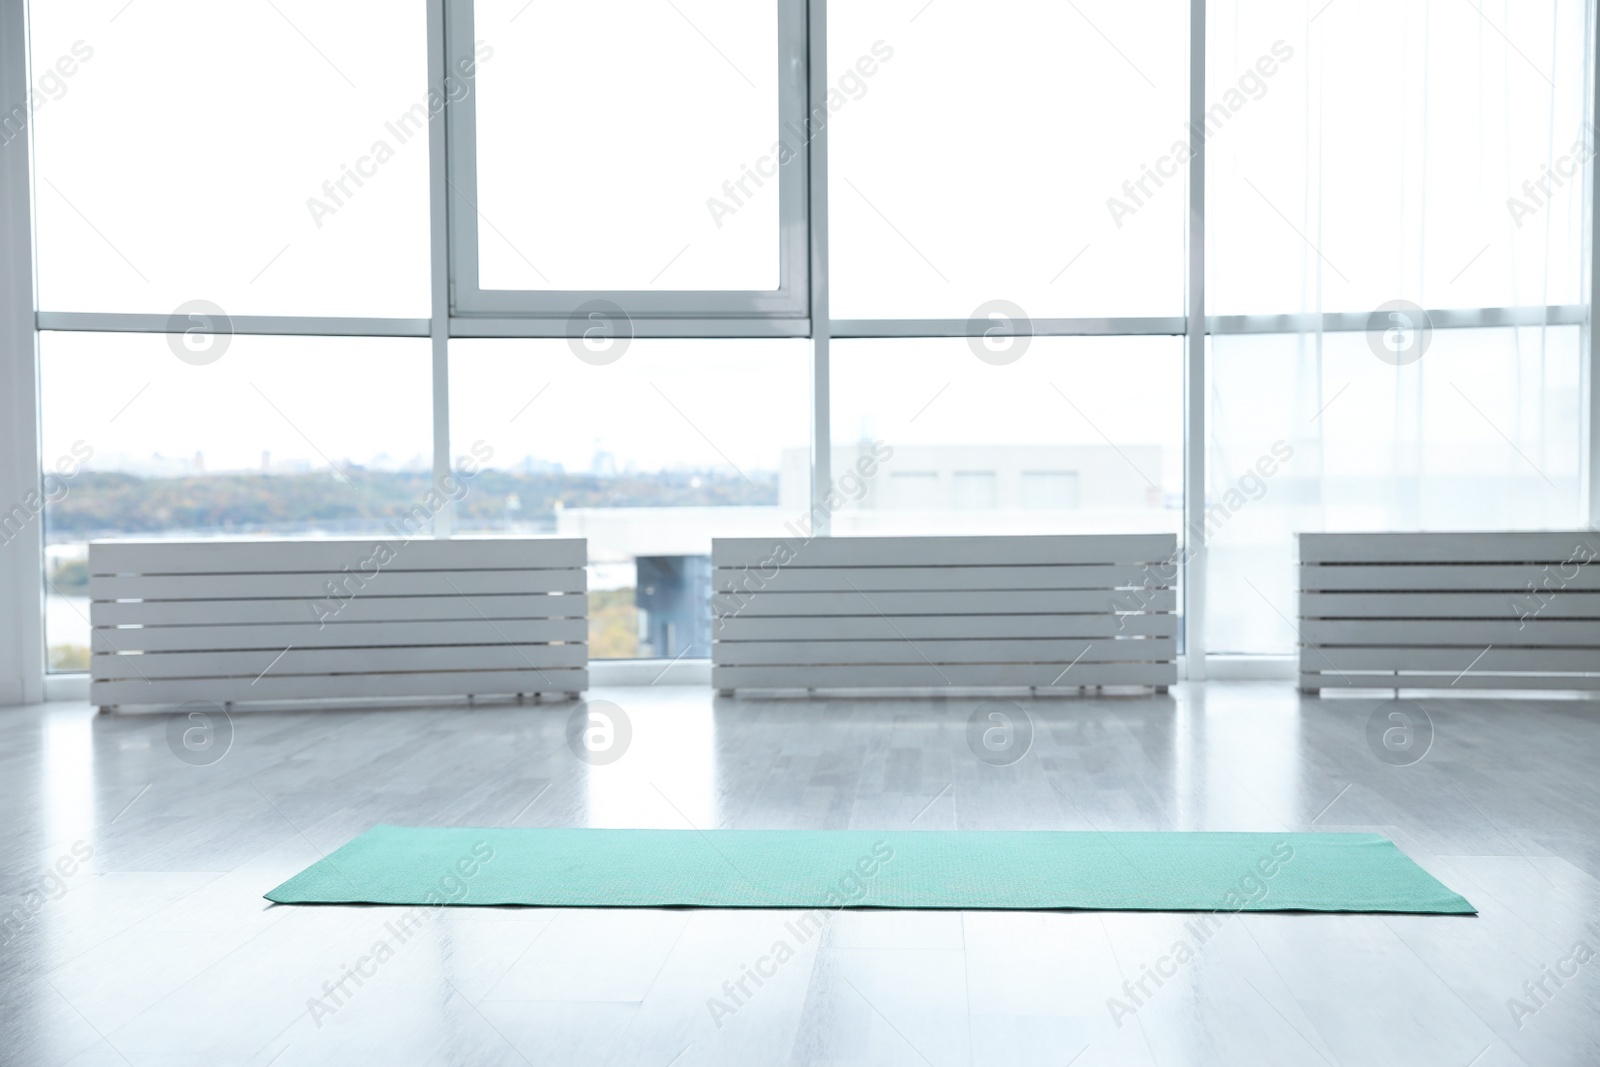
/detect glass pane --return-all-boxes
[38,332,433,671]
[829,337,1184,535]
[449,338,810,658]
[29,1,430,317]
[1208,0,1588,315]
[1207,326,1585,654]
[472,0,781,290]
[829,0,1189,319]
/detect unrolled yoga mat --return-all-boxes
[266,826,1474,913]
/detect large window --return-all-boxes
[1208,0,1587,316]
[449,339,808,658]
[828,1,1189,320]
[18,0,1596,674]
[1208,326,1584,653]
[830,338,1183,535]
[38,333,432,670]
[28,0,430,318]
[1205,0,1592,653]
[448,0,809,320]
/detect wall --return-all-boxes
[0,0,44,706]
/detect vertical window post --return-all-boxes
[429,0,454,536]
[0,0,45,701]
[1586,0,1600,529]
[1183,0,1207,676]
[809,0,831,533]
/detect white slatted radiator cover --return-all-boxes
[89,538,588,709]
[1298,531,1600,692]
[712,534,1179,693]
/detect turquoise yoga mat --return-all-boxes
[265,826,1474,914]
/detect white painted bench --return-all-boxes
[711,534,1178,694]
[89,538,588,710]
[1298,531,1600,693]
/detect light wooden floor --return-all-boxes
[3,683,1598,1066]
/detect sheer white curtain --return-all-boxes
[1205,0,1591,653]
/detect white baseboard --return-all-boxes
[43,659,715,707]
[590,658,712,687]
[44,672,89,703]
[38,654,1289,707]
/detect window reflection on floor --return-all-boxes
[583,696,716,831]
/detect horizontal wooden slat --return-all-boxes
[91,619,587,653]
[1300,564,1600,592]
[1298,532,1600,564]
[91,668,588,705]
[713,663,1177,689]
[91,593,588,627]
[89,569,585,601]
[714,564,1165,593]
[1299,646,1600,673]
[715,614,1176,641]
[712,589,1175,617]
[90,537,586,574]
[1300,672,1600,691]
[1300,592,1600,619]
[91,644,585,681]
[1301,619,1600,646]
[713,637,1174,667]
[712,535,1177,568]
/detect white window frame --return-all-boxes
[442,0,812,333]
[1,0,1597,695]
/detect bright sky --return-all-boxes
[24,0,1588,489]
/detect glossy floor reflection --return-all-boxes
[2,683,1599,1066]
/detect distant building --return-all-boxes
[557,440,1175,558]
[636,555,713,659]
[779,443,1164,516]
